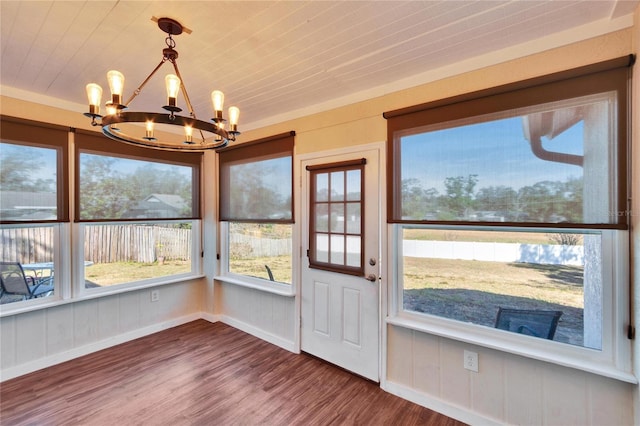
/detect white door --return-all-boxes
[300,146,380,381]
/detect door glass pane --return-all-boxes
[330,204,345,233]
[330,171,344,201]
[346,235,361,267]
[316,173,329,202]
[346,203,361,234]
[315,203,328,232]
[346,170,361,201]
[330,234,345,264]
[316,234,329,263]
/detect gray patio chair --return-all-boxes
[494,307,562,340]
[0,262,54,300]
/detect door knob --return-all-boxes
[369,258,377,266]
[365,274,377,282]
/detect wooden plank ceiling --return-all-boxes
[1,1,637,130]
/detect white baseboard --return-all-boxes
[218,314,297,353]
[200,312,221,323]
[382,380,501,426]
[0,312,201,382]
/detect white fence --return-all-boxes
[402,240,584,265]
[230,233,292,257]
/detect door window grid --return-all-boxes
[309,162,364,275]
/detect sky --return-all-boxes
[400,114,586,194]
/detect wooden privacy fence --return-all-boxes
[84,225,191,263]
[0,227,54,263]
[1,225,191,264]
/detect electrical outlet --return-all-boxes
[151,289,160,302]
[464,350,479,372]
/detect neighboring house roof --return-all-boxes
[125,194,189,218]
[145,194,188,211]
[0,191,57,220]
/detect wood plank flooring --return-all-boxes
[0,320,465,425]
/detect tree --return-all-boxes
[79,156,132,219]
[0,147,55,192]
[474,185,518,219]
[443,174,478,218]
[401,178,439,220]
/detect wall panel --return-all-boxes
[386,324,635,425]
[0,281,202,380]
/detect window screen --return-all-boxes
[384,55,633,229]
[218,131,295,223]
[74,130,201,222]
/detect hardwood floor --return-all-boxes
[1,320,465,425]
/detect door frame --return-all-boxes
[294,141,387,381]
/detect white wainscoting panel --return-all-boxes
[218,282,296,349]
[0,280,203,381]
[385,324,635,425]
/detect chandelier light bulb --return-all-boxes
[228,106,240,132]
[106,70,125,106]
[85,83,103,116]
[211,90,225,120]
[184,124,193,144]
[165,74,181,108]
[145,120,155,140]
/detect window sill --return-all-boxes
[214,275,295,297]
[0,273,205,318]
[386,315,638,384]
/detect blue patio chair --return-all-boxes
[495,307,562,340]
[0,262,54,300]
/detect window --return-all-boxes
[307,160,365,276]
[75,130,202,291]
[384,57,633,379]
[218,132,295,292]
[0,117,69,307]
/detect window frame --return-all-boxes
[74,219,202,298]
[0,116,70,313]
[383,57,635,382]
[73,130,203,291]
[216,132,296,296]
[389,224,633,382]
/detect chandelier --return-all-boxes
[84,17,239,151]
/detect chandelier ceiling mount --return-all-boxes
[84,17,239,151]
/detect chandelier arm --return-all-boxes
[123,58,168,107]
[168,59,208,142]
[169,59,198,118]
